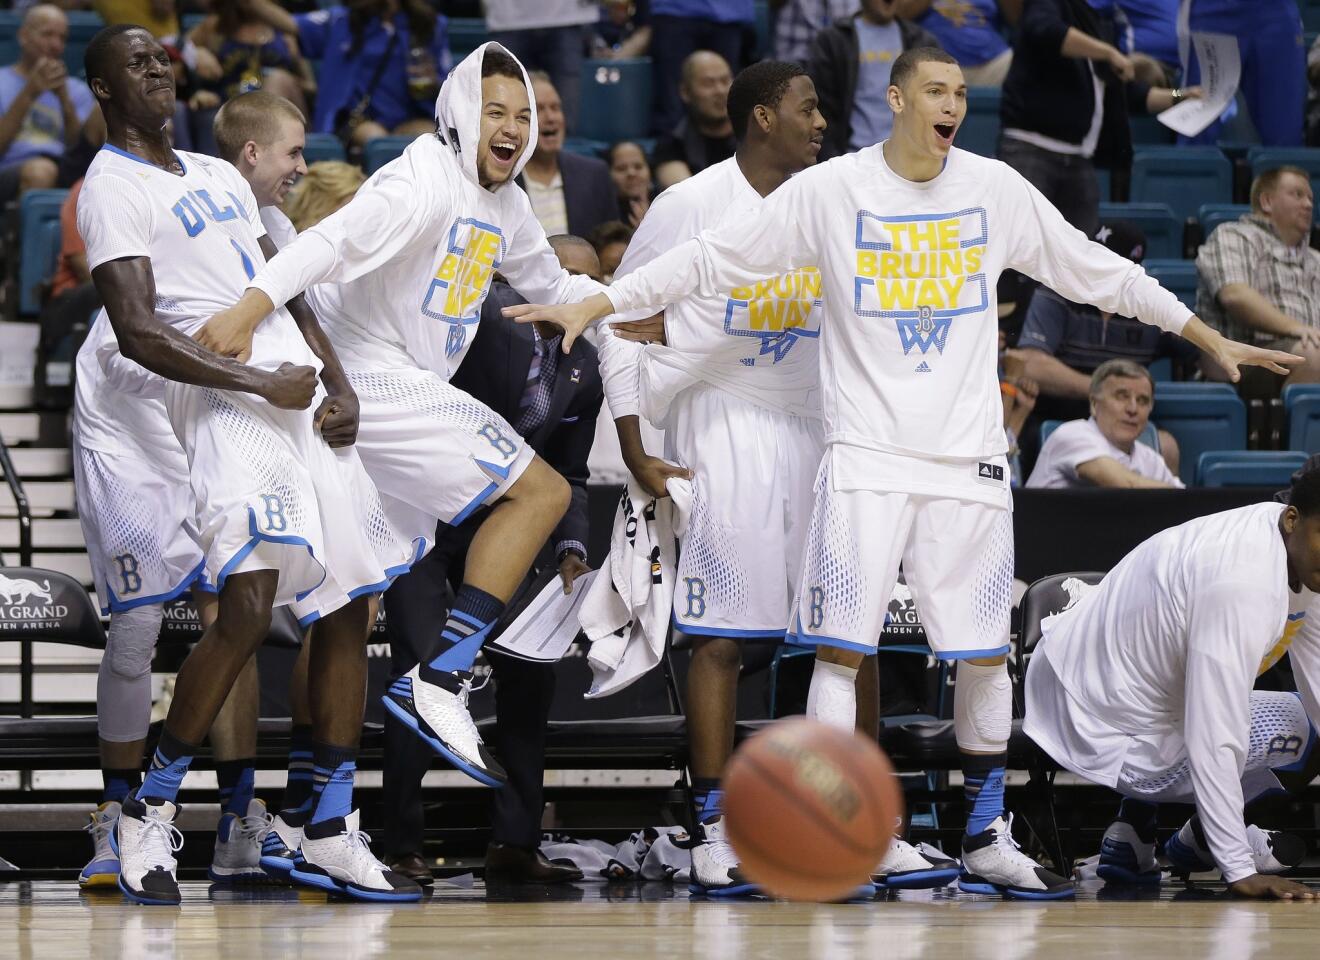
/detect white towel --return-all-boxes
[539,827,691,882]
[579,477,690,698]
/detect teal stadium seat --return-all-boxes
[1198,202,1250,239]
[1144,259,1198,311]
[0,12,19,67]
[448,18,489,62]
[1098,202,1181,259]
[957,87,999,158]
[64,11,104,78]
[577,58,653,145]
[1196,451,1308,488]
[562,137,609,159]
[302,133,346,166]
[1131,147,1233,222]
[1152,382,1247,485]
[1284,385,1320,454]
[18,188,68,317]
[363,135,414,175]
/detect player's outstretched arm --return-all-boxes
[503,293,615,354]
[92,257,315,408]
[1228,874,1318,901]
[1177,316,1303,382]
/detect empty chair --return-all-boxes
[302,133,346,166]
[1198,202,1251,240]
[1196,451,1309,488]
[1097,202,1181,259]
[64,10,104,77]
[1131,147,1233,222]
[1289,395,1320,453]
[447,18,489,62]
[1283,383,1320,415]
[362,135,414,175]
[17,188,68,317]
[576,58,653,145]
[0,11,18,67]
[1144,259,1198,312]
[1249,147,1320,184]
[1152,388,1247,485]
[958,87,1000,158]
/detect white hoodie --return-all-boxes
[246,43,606,380]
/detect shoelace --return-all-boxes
[344,828,388,873]
[84,813,115,849]
[988,814,1037,868]
[703,840,741,870]
[137,815,185,868]
[453,671,491,740]
[234,810,274,843]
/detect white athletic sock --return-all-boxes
[807,660,858,731]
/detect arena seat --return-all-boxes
[16,188,68,318]
[1128,111,1176,147]
[1195,450,1308,488]
[447,18,489,62]
[1143,258,1198,311]
[1288,394,1320,454]
[563,137,609,159]
[302,132,347,166]
[1097,202,1181,259]
[1152,383,1248,485]
[1130,147,1233,221]
[1039,419,1160,451]
[1197,202,1250,239]
[1248,146,1320,184]
[577,58,653,145]
[363,135,414,175]
[0,12,20,67]
[64,10,104,78]
[958,87,1000,158]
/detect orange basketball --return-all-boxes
[722,717,903,902]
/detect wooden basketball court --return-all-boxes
[6,879,1320,959]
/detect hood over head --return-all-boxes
[433,41,538,191]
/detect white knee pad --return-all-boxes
[954,660,1012,754]
[97,604,164,743]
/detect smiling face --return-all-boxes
[249,114,307,206]
[764,74,826,172]
[1090,373,1154,451]
[19,6,68,66]
[609,141,650,199]
[888,59,966,158]
[532,77,564,159]
[477,74,532,188]
[91,29,176,129]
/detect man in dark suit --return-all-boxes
[380,236,605,886]
[517,72,620,239]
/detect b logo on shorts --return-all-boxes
[683,577,706,619]
[478,424,517,460]
[114,553,142,595]
[808,586,825,630]
[1267,734,1304,758]
[260,494,288,533]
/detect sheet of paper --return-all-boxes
[490,569,598,663]
[1157,32,1240,137]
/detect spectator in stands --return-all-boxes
[283,159,366,232]
[1017,220,1198,434]
[1196,166,1320,396]
[1181,0,1304,147]
[606,139,654,227]
[36,176,98,403]
[484,0,597,131]
[516,72,619,239]
[999,0,1193,237]
[242,0,451,149]
[652,50,735,188]
[588,220,634,281]
[773,0,859,64]
[593,0,652,59]
[1027,359,1184,489]
[185,0,315,115]
[914,0,1019,87]
[92,0,179,40]
[1090,0,1180,87]
[807,0,939,161]
[650,0,751,135]
[0,5,98,204]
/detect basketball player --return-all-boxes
[1023,477,1320,901]
[503,47,1300,899]
[194,43,609,787]
[597,60,956,896]
[79,25,420,904]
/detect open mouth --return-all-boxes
[490,140,517,164]
[933,123,956,144]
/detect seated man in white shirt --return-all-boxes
[1026,358,1183,489]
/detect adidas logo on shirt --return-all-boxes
[914,361,932,373]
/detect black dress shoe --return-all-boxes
[484,843,584,884]
[386,852,435,887]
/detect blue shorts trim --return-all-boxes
[785,629,877,655]
[1275,692,1317,774]
[101,558,207,615]
[214,508,325,600]
[671,613,786,641]
[933,644,1012,662]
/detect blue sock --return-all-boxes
[139,730,198,804]
[421,585,505,677]
[281,724,315,818]
[692,777,722,829]
[963,753,1007,836]
[309,742,357,826]
[216,758,256,817]
[102,768,141,805]
[1117,797,1159,843]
